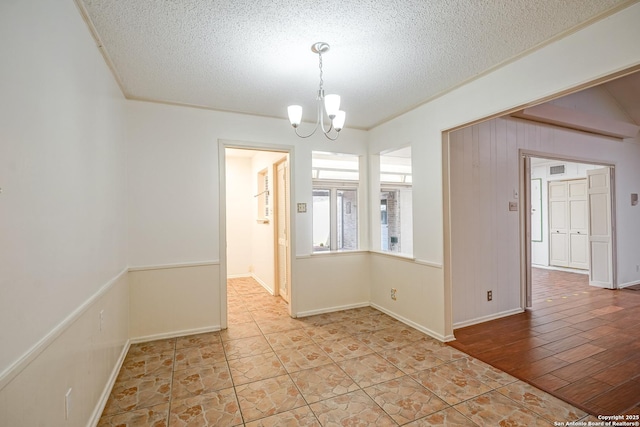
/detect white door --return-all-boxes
[587,167,614,288]
[568,179,589,270]
[549,181,568,267]
[275,159,291,303]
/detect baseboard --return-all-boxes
[295,302,370,318]
[453,308,525,330]
[619,280,640,289]
[87,339,131,427]
[251,273,274,295]
[371,303,454,342]
[130,325,222,344]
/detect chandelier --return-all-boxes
[287,42,346,141]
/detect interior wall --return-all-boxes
[531,160,600,267]
[0,0,129,423]
[125,99,370,324]
[449,116,640,326]
[225,155,253,276]
[368,2,640,338]
[129,264,219,340]
[250,151,287,292]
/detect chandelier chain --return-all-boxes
[318,51,324,93]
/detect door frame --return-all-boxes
[273,156,291,302]
[218,140,296,329]
[519,149,617,309]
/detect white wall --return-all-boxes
[368,3,640,338]
[531,160,600,267]
[250,151,287,292]
[449,116,640,326]
[226,155,253,276]
[125,99,370,324]
[0,0,129,424]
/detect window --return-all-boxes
[312,152,359,252]
[380,147,412,255]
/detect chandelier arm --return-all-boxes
[288,42,343,140]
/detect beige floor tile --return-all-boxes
[318,335,374,362]
[379,342,446,374]
[221,321,263,341]
[102,372,172,415]
[171,363,233,400]
[244,406,321,427]
[228,351,287,385]
[454,390,554,426]
[309,390,396,427]
[404,407,480,426]
[448,356,518,389]
[497,380,586,422]
[265,328,314,350]
[227,309,256,324]
[276,343,333,373]
[176,332,221,349]
[117,353,174,382]
[290,363,359,403]
[411,362,492,405]
[363,375,449,425]
[223,335,272,360]
[355,327,423,351]
[169,388,243,426]
[235,375,306,422]
[304,323,351,342]
[338,353,404,388]
[338,315,387,334]
[128,339,176,358]
[174,342,226,370]
[97,403,169,427]
[255,317,303,334]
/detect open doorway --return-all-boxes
[521,154,617,308]
[223,146,292,327]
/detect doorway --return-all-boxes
[220,144,293,329]
[522,153,616,307]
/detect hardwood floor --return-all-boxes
[449,268,640,416]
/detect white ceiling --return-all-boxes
[78,0,631,130]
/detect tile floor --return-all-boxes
[449,268,640,417]
[99,276,597,426]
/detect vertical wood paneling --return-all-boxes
[450,114,640,327]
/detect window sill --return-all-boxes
[369,250,415,261]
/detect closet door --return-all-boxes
[588,167,613,288]
[568,179,588,269]
[549,181,568,267]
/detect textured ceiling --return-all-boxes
[78,0,631,130]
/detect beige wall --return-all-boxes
[368,3,640,338]
[0,0,129,425]
[225,155,254,276]
[129,264,220,340]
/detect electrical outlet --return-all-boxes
[390,288,397,301]
[99,309,104,332]
[636,264,639,273]
[65,388,72,420]
[487,290,493,301]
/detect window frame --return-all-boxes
[312,181,359,252]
